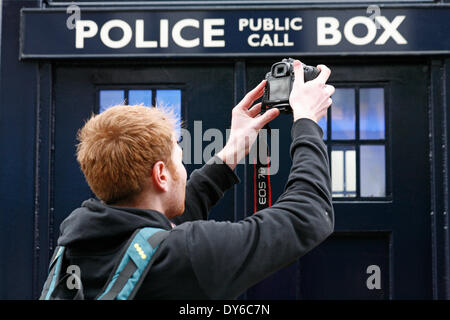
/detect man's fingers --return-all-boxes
[314,64,331,84]
[237,80,266,110]
[248,103,262,117]
[325,84,335,96]
[255,108,280,129]
[292,60,304,85]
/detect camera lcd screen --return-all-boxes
[269,77,291,101]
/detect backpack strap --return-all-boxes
[39,246,66,300]
[96,227,169,300]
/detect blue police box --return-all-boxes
[1,0,449,300]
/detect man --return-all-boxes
[50,60,335,299]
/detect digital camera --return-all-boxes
[261,58,321,113]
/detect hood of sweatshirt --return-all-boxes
[57,198,173,247]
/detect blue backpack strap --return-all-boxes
[96,227,169,300]
[39,246,66,300]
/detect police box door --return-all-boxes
[245,59,432,299]
[47,61,238,275]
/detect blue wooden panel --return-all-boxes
[0,0,39,299]
[299,233,391,299]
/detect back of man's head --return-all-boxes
[76,105,177,205]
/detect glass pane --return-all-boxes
[156,90,182,120]
[99,90,124,113]
[156,89,182,137]
[345,150,356,192]
[360,145,386,197]
[331,147,356,198]
[360,88,385,139]
[129,90,152,106]
[318,114,327,140]
[331,150,344,193]
[331,88,355,140]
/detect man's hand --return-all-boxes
[217,80,280,170]
[289,60,334,123]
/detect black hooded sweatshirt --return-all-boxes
[56,118,334,300]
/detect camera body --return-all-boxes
[261,58,321,114]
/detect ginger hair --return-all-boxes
[76,105,177,204]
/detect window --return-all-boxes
[98,87,182,136]
[318,86,388,199]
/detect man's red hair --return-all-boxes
[76,105,176,204]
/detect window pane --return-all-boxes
[156,90,182,120]
[129,90,152,106]
[331,88,355,140]
[345,150,356,192]
[156,89,182,138]
[318,114,327,140]
[331,150,344,193]
[360,145,386,197]
[360,88,385,139]
[332,147,356,198]
[99,90,124,113]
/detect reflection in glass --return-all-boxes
[331,88,355,140]
[99,90,124,113]
[360,88,385,139]
[318,114,327,140]
[156,90,182,138]
[360,145,386,197]
[129,90,152,106]
[331,147,356,198]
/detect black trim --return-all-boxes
[98,260,138,300]
[327,84,390,202]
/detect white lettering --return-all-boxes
[290,17,303,31]
[249,19,261,31]
[344,16,377,46]
[75,20,98,49]
[317,17,342,46]
[239,18,249,32]
[172,19,200,48]
[374,15,407,45]
[100,19,132,49]
[263,18,274,31]
[203,19,225,48]
[260,33,273,47]
[160,19,169,48]
[317,15,407,46]
[135,19,157,48]
[248,34,260,47]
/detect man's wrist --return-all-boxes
[216,143,239,171]
[293,111,317,123]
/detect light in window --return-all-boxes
[360,145,386,197]
[360,88,385,140]
[331,147,356,198]
[318,114,327,140]
[331,88,356,140]
[156,90,182,119]
[129,90,152,106]
[99,90,124,113]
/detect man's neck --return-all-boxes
[111,193,167,215]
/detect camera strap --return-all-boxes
[253,124,272,213]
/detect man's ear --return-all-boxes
[151,161,169,192]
